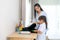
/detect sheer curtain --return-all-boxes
[25,0,31,27]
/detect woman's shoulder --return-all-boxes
[41,11,47,16]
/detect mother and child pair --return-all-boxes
[16,3,47,40]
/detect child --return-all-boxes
[33,16,47,40]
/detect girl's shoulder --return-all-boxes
[40,23,46,28]
[38,23,46,31]
[40,23,46,25]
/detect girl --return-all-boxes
[33,16,47,40]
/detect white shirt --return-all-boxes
[36,23,46,40]
[33,11,47,23]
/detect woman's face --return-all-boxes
[34,6,40,12]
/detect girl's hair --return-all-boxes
[34,3,43,18]
[38,16,47,29]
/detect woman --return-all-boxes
[33,3,47,22]
[32,3,47,30]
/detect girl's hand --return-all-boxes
[33,30,42,34]
[33,30,38,32]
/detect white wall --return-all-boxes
[0,0,20,40]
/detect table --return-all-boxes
[7,32,37,40]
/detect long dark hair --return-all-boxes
[34,3,43,18]
[38,16,47,29]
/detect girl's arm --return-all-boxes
[33,24,46,34]
[33,30,42,34]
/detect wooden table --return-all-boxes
[7,32,37,40]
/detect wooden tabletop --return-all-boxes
[7,32,37,39]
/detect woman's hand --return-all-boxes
[33,22,37,24]
[37,21,40,24]
[33,22,40,24]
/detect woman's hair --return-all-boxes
[38,16,47,29]
[34,3,43,18]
